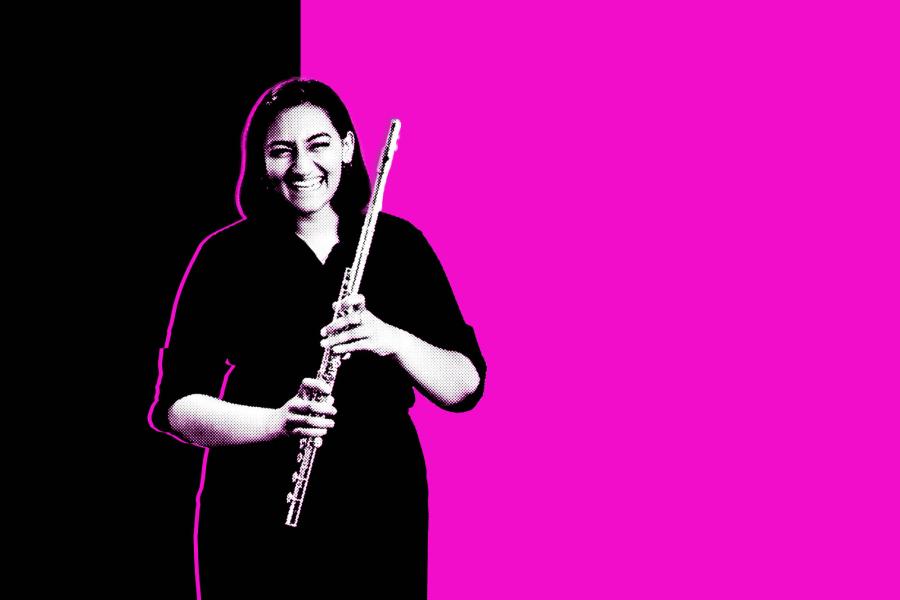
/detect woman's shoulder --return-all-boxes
[376,212,429,246]
[371,213,450,277]
[180,218,258,280]
[194,218,270,257]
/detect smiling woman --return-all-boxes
[265,104,355,225]
[148,78,487,599]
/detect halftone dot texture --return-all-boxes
[264,103,349,225]
[150,206,483,596]
[303,1,899,599]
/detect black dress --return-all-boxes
[151,212,487,598]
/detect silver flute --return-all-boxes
[285,119,401,527]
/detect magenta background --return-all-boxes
[302,2,898,598]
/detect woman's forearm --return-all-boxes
[167,394,279,447]
[389,328,481,410]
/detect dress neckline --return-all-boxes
[293,232,341,266]
[247,211,365,268]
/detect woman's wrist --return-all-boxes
[263,407,285,442]
[386,325,415,363]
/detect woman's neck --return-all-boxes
[294,203,339,244]
[293,203,341,264]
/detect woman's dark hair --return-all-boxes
[236,78,370,232]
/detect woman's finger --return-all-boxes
[333,293,366,313]
[287,396,337,415]
[332,339,370,354]
[286,413,335,427]
[321,312,363,337]
[300,377,333,396]
[310,399,337,415]
[321,325,368,348]
[286,414,335,428]
[290,427,329,437]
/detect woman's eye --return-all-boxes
[309,143,329,151]
[268,147,293,158]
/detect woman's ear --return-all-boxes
[342,131,356,164]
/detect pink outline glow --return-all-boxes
[146,81,290,598]
[145,81,277,440]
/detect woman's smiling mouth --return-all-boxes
[289,176,325,191]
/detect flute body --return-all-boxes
[285,119,401,527]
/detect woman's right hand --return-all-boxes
[271,377,337,441]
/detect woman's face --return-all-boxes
[264,103,355,215]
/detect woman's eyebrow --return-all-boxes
[266,133,330,148]
[266,139,297,148]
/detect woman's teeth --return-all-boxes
[290,177,324,191]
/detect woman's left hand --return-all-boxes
[320,293,403,358]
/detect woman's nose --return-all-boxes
[291,149,316,176]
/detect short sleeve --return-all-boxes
[403,228,487,412]
[149,238,231,440]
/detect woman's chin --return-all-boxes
[285,196,334,216]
